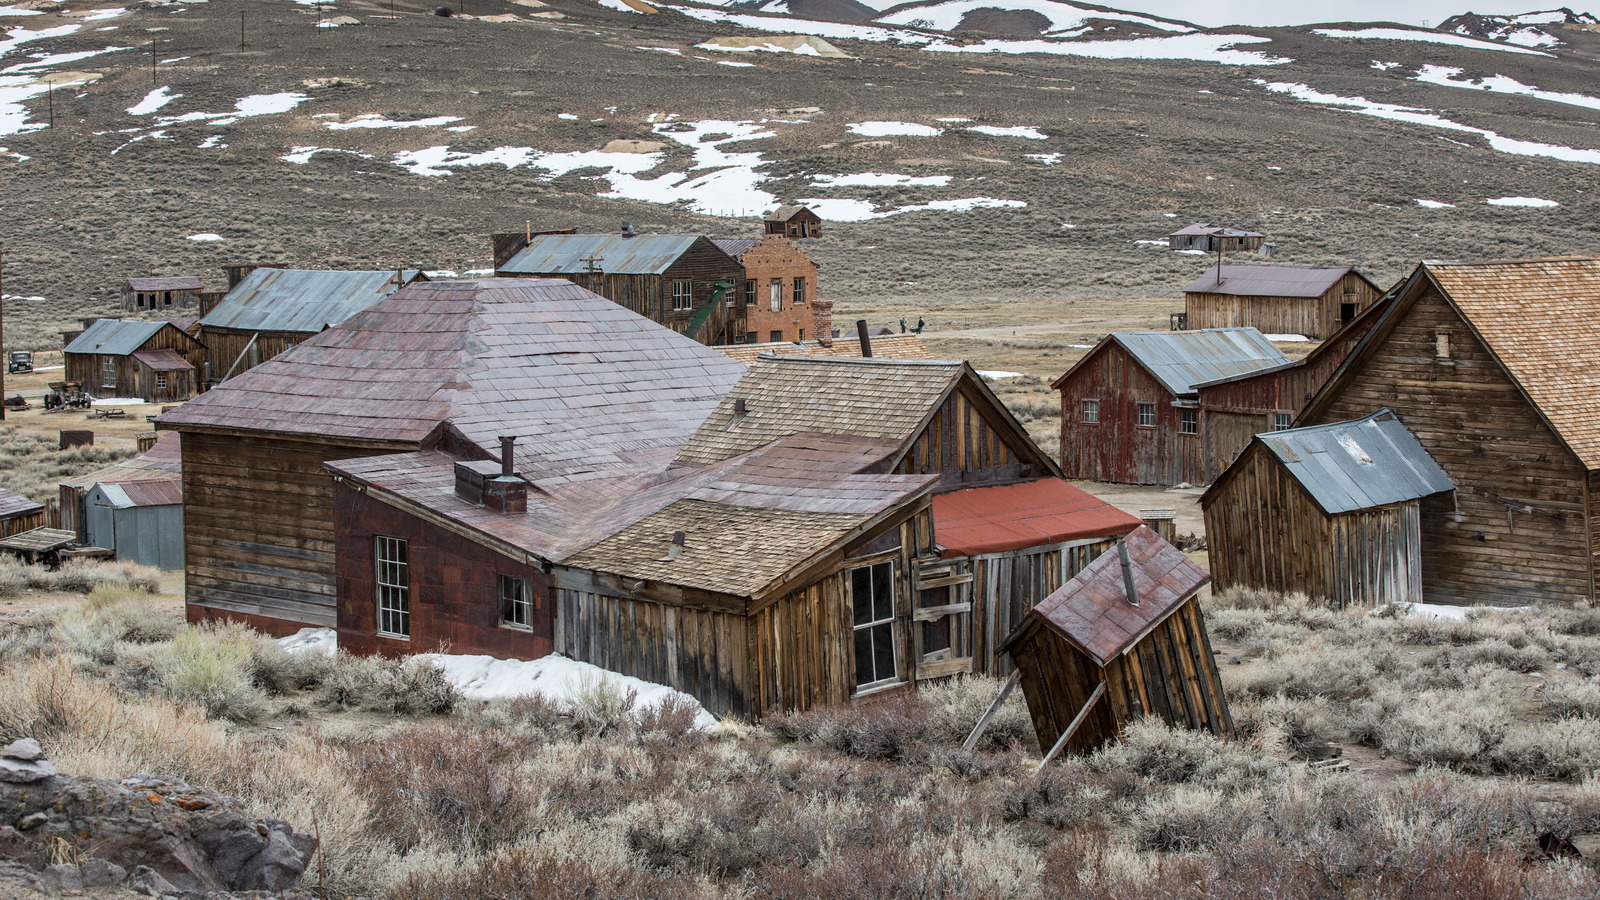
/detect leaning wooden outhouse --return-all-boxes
[997,525,1231,758]
[1201,408,1454,608]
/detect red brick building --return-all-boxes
[714,235,823,344]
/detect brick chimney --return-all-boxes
[811,299,834,345]
[452,436,528,513]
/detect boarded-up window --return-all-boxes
[500,574,532,629]
[1137,403,1156,428]
[1082,400,1099,423]
[671,281,693,311]
[376,536,410,638]
[769,279,781,312]
[1180,409,1198,435]
[101,357,116,389]
[1435,332,1451,360]
[851,561,896,688]
[1273,413,1292,431]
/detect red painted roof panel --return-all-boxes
[932,479,1141,557]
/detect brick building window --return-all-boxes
[744,280,756,307]
[1082,400,1099,423]
[1137,403,1156,428]
[375,536,410,638]
[770,330,783,343]
[500,574,533,629]
[1180,409,1198,435]
[671,281,693,311]
[793,277,806,305]
[745,331,757,344]
[769,279,781,312]
[851,561,896,689]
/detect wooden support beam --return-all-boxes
[962,669,1020,751]
[1034,680,1107,775]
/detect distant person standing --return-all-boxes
[911,317,925,334]
[900,317,906,333]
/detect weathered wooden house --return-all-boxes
[764,205,822,238]
[1054,328,1290,485]
[63,319,206,402]
[1167,224,1264,252]
[1299,256,1600,607]
[85,479,185,570]
[1193,293,1393,481]
[999,525,1231,757]
[715,333,932,365]
[158,279,750,634]
[122,277,203,313]
[0,489,46,539]
[196,268,423,384]
[712,235,824,344]
[59,432,182,541]
[1184,264,1384,339]
[1202,409,1454,607]
[496,232,747,345]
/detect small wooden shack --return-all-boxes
[1167,224,1264,252]
[999,525,1232,758]
[1184,264,1383,339]
[63,320,206,402]
[84,480,185,570]
[765,205,822,238]
[122,276,203,313]
[496,232,747,345]
[1202,409,1454,608]
[0,489,46,539]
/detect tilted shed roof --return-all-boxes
[132,348,194,372]
[127,276,202,292]
[1423,257,1600,471]
[1183,264,1358,298]
[711,238,758,261]
[498,233,716,276]
[0,488,44,520]
[933,479,1141,558]
[1081,329,1290,397]
[59,432,182,491]
[64,319,168,356]
[715,335,933,365]
[163,279,749,484]
[1247,409,1453,515]
[93,480,183,508]
[1008,525,1208,668]
[199,268,417,334]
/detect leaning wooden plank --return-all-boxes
[1035,680,1107,775]
[962,669,1021,751]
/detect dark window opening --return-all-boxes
[851,562,896,688]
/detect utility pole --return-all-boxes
[46,78,52,128]
[151,39,157,85]
[240,10,246,51]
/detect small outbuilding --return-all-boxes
[1202,409,1455,608]
[1184,264,1384,339]
[122,277,203,313]
[63,319,206,402]
[1167,224,1264,252]
[764,206,822,239]
[998,525,1231,758]
[0,488,46,539]
[84,480,185,570]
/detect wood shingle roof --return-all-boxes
[715,335,932,365]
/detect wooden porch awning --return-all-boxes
[131,348,195,372]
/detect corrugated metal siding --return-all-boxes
[86,483,185,570]
[199,269,418,333]
[1183,264,1354,298]
[1113,329,1290,397]
[64,320,166,356]
[1259,409,1454,514]
[499,234,705,275]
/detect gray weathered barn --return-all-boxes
[1184,264,1383,339]
[1202,409,1455,608]
[0,489,46,540]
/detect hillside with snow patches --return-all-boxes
[0,0,1598,339]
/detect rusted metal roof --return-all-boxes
[1183,264,1359,298]
[96,480,183,508]
[711,238,758,261]
[0,488,44,520]
[1109,329,1289,397]
[1168,223,1262,239]
[1425,257,1600,471]
[59,433,182,491]
[499,234,716,276]
[1012,525,1208,667]
[64,319,167,356]
[131,348,194,372]
[162,316,199,334]
[715,335,932,365]
[199,268,419,334]
[127,276,202,292]
[933,479,1140,557]
[1254,409,1454,515]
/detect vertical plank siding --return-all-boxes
[965,539,1111,676]
[64,324,207,401]
[895,383,1048,488]
[1185,272,1382,339]
[1058,346,1203,485]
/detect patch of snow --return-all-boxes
[874,0,1191,34]
[1486,196,1559,207]
[1312,27,1551,57]
[1026,152,1061,164]
[464,268,495,276]
[1265,333,1310,342]
[796,196,1024,220]
[0,7,44,16]
[424,269,458,278]
[1383,601,1530,622]
[446,125,475,132]
[598,0,643,11]
[977,369,1023,379]
[1415,199,1454,208]
[5,45,127,72]
[422,652,717,729]
[811,172,951,186]
[1259,81,1600,167]
[0,293,45,301]
[127,85,178,115]
[80,8,127,21]
[1133,239,1165,246]
[557,112,578,119]
[923,32,1286,65]
[31,364,61,371]
[716,59,756,66]
[91,396,149,405]
[1174,249,1207,255]
[1069,343,1093,348]
[197,134,224,148]
[1412,64,1600,113]
[848,120,941,137]
[186,232,222,241]
[638,45,681,54]
[277,627,337,657]
[281,146,373,164]
[326,113,463,130]
[233,92,308,117]
[936,116,969,121]
[967,124,1046,139]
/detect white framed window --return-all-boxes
[671,281,693,311]
[1082,399,1099,424]
[101,357,116,389]
[793,277,806,305]
[1273,413,1293,431]
[1180,409,1198,435]
[769,279,781,312]
[1137,403,1156,428]
[155,373,168,391]
[375,536,410,638]
[499,574,533,629]
[851,561,897,689]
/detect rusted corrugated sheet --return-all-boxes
[933,478,1140,557]
[102,480,184,508]
[199,268,419,334]
[499,234,706,275]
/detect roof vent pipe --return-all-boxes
[668,530,686,560]
[1116,538,1140,607]
[733,397,747,416]
[856,319,872,358]
[499,435,516,477]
